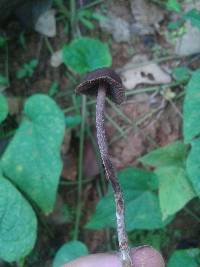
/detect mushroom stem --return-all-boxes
[96,83,133,267]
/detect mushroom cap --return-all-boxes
[75,68,125,104]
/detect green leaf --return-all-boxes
[86,168,170,231]
[65,115,82,129]
[126,191,167,231]
[166,0,182,13]
[183,70,200,143]
[167,19,184,30]
[156,166,195,220]
[53,241,88,267]
[16,59,38,79]
[1,94,65,213]
[172,67,191,82]
[0,94,8,123]
[0,173,37,262]
[186,138,200,197]
[167,248,200,267]
[113,167,159,192]
[48,81,59,97]
[184,9,200,30]
[139,141,188,168]
[62,37,112,74]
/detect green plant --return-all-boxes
[0,94,65,263]
[54,0,106,32]
[168,248,200,267]
[53,241,88,267]
[62,37,112,74]
[166,0,182,13]
[16,59,38,79]
[0,94,8,123]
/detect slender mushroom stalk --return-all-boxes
[76,68,133,267]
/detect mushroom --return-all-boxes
[76,67,132,267]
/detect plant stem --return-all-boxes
[73,95,86,240]
[44,37,54,55]
[184,207,200,223]
[70,0,77,38]
[96,84,132,267]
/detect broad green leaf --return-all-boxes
[125,191,167,231]
[166,0,182,13]
[0,94,8,123]
[187,138,200,197]
[0,173,37,262]
[86,168,169,231]
[53,241,88,267]
[139,141,187,168]
[85,193,116,229]
[184,9,200,30]
[1,94,65,213]
[183,70,200,143]
[156,166,195,220]
[167,248,200,267]
[62,37,112,74]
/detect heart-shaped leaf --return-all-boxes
[1,94,65,213]
[62,37,112,74]
[0,172,37,262]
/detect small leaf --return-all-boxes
[86,168,170,231]
[166,0,182,13]
[184,9,200,30]
[156,166,195,220]
[187,138,200,197]
[16,59,38,79]
[53,241,88,267]
[0,94,8,123]
[48,81,59,97]
[62,37,112,74]
[0,173,37,262]
[139,141,188,168]
[183,70,200,143]
[167,248,200,267]
[79,17,95,30]
[1,94,65,213]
